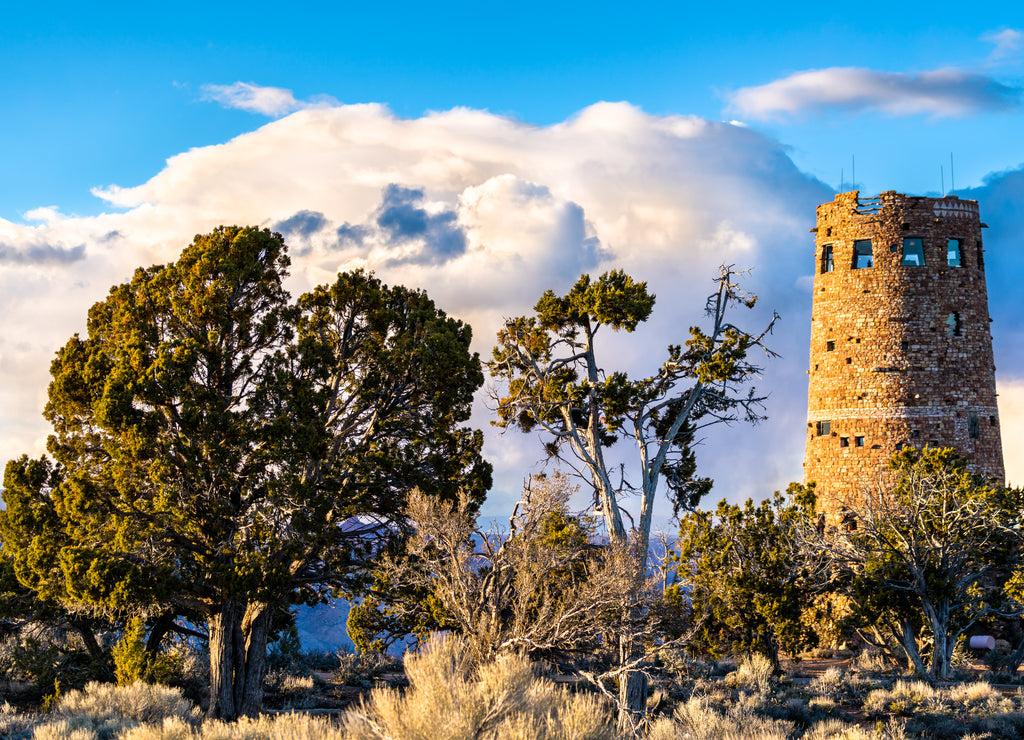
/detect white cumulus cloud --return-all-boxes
[4,100,1020,518]
[728,67,1020,120]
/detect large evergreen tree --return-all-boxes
[0,226,490,718]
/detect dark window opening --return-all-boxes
[946,312,961,337]
[968,412,979,439]
[912,429,920,438]
[947,239,962,267]
[895,442,904,451]
[901,341,909,351]
[990,415,997,427]
[855,435,865,447]
[826,227,832,237]
[977,240,984,268]
[846,357,852,364]
[817,420,831,436]
[840,436,850,447]
[821,244,834,273]
[826,340,836,351]
[902,237,925,266]
[852,240,873,269]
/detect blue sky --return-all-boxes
[6,1,1023,214]
[2,1,1024,520]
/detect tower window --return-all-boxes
[977,240,984,268]
[852,240,873,269]
[840,436,850,447]
[902,238,925,266]
[816,420,831,436]
[947,239,962,267]
[821,244,834,273]
[968,412,979,439]
[846,357,852,364]
[895,442,903,451]
[946,312,961,337]
[826,340,835,351]
[854,435,865,447]
[990,415,997,427]
[901,341,909,350]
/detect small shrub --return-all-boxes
[801,718,875,739]
[334,650,400,687]
[864,679,936,715]
[340,635,614,740]
[653,695,794,740]
[851,649,898,676]
[0,701,42,740]
[723,653,773,692]
[52,681,200,725]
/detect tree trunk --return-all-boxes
[898,619,929,677]
[617,630,647,736]
[927,602,951,680]
[238,602,271,717]
[207,601,272,719]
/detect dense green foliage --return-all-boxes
[0,226,490,717]
[676,484,818,668]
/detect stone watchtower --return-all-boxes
[804,191,1004,516]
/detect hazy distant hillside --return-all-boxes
[293,599,354,653]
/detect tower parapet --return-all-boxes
[804,191,1004,515]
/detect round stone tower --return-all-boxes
[804,190,1004,516]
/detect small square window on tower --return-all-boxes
[902,237,925,266]
[816,420,831,436]
[852,240,873,269]
[826,340,835,351]
[854,435,865,447]
[968,412,979,439]
[840,436,850,447]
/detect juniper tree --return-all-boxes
[488,266,776,730]
[0,226,490,718]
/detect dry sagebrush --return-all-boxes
[341,635,614,740]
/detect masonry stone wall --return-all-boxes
[803,190,1004,517]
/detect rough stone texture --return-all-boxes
[803,191,1004,517]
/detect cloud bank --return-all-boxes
[729,67,1020,120]
[2,100,1020,520]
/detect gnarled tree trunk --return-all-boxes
[207,601,272,719]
